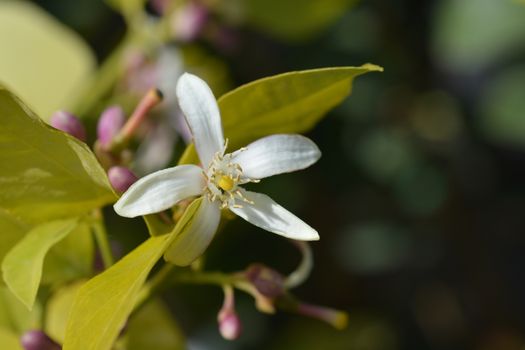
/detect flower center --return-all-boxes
[204,140,258,209]
[217,175,235,192]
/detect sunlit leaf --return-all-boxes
[2,219,79,309]
[179,65,382,164]
[0,287,41,334]
[220,0,357,41]
[63,199,204,350]
[143,214,174,237]
[45,281,85,344]
[0,211,29,276]
[0,1,95,119]
[0,87,116,224]
[63,235,171,350]
[0,328,22,350]
[42,221,94,285]
[106,0,146,18]
[126,299,185,350]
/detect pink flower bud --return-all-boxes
[97,106,125,147]
[172,2,209,42]
[108,166,137,193]
[218,310,242,340]
[245,264,286,299]
[21,330,61,350]
[217,285,242,340]
[50,110,86,142]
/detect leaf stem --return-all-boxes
[92,210,114,268]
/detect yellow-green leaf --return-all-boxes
[0,1,95,119]
[106,0,147,18]
[63,199,204,350]
[45,281,85,344]
[0,287,41,334]
[42,222,94,285]
[0,328,22,350]
[2,219,79,309]
[0,87,116,224]
[126,299,185,350]
[180,65,383,164]
[0,210,30,276]
[62,235,171,350]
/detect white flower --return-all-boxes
[114,73,321,265]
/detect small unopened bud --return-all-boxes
[218,310,242,340]
[108,166,137,193]
[217,285,242,340]
[97,106,125,148]
[21,330,61,350]
[172,2,209,42]
[296,303,349,330]
[245,263,286,299]
[50,111,86,142]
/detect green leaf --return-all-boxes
[106,0,146,18]
[2,219,79,309]
[0,287,41,334]
[143,214,174,237]
[0,328,22,350]
[220,0,357,41]
[180,65,382,164]
[63,199,204,350]
[125,299,185,350]
[0,210,30,275]
[0,87,116,224]
[42,222,94,285]
[45,281,85,344]
[62,235,171,350]
[0,1,95,119]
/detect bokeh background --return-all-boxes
[4,0,525,349]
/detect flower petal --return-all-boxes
[230,190,319,241]
[113,165,204,218]
[232,134,321,180]
[164,199,221,266]
[176,73,224,167]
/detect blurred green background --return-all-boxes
[5,0,525,349]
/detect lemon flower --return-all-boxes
[114,73,320,265]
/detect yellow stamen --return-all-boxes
[218,175,235,191]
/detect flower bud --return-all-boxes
[217,285,242,340]
[50,110,86,142]
[245,263,286,299]
[97,106,125,148]
[20,330,61,350]
[172,2,209,42]
[218,310,242,340]
[108,166,137,193]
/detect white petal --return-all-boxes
[230,190,319,241]
[232,134,321,179]
[176,73,224,167]
[164,199,221,266]
[113,165,204,218]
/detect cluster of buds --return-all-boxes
[49,88,163,194]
